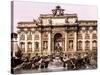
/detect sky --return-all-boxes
[13,1,98,32]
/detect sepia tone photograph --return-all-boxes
[11,1,97,74]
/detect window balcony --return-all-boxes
[85,47,90,51]
[77,48,82,51]
[27,48,32,52]
[78,36,82,39]
[92,47,97,50]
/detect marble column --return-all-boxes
[74,31,77,52]
[65,31,67,53]
[39,31,42,55]
[48,32,51,55]
[51,33,54,54]
[25,32,27,53]
[32,32,34,53]
[90,32,92,51]
[82,32,85,52]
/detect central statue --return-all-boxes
[55,42,62,53]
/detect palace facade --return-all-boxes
[17,6,97,57]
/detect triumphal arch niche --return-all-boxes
[40,6,78,55]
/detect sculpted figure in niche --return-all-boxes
[48,18,52,25]
[55,42,62,52]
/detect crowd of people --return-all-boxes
[11,52,97,73]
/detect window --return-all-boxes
[92,33,97,39]
[69,40,73,49]
[78,41,82,51]
[27,31,32,40]
[43,41,48,49]
[35,42,39,50]
[85,33,90,39]
[44,33,48,38]
[20,42,25,52]
[27,42,32,52]
[34,34,39,40]
[78,33,82,39]
[85,41,90,50]
[43,32,48,39]
[89,27,93,33]
[81,27,85,33]
[20,34,25,40]
[92,41,97,50]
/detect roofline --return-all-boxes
[78,20,97,22]
[18,21,35,24]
